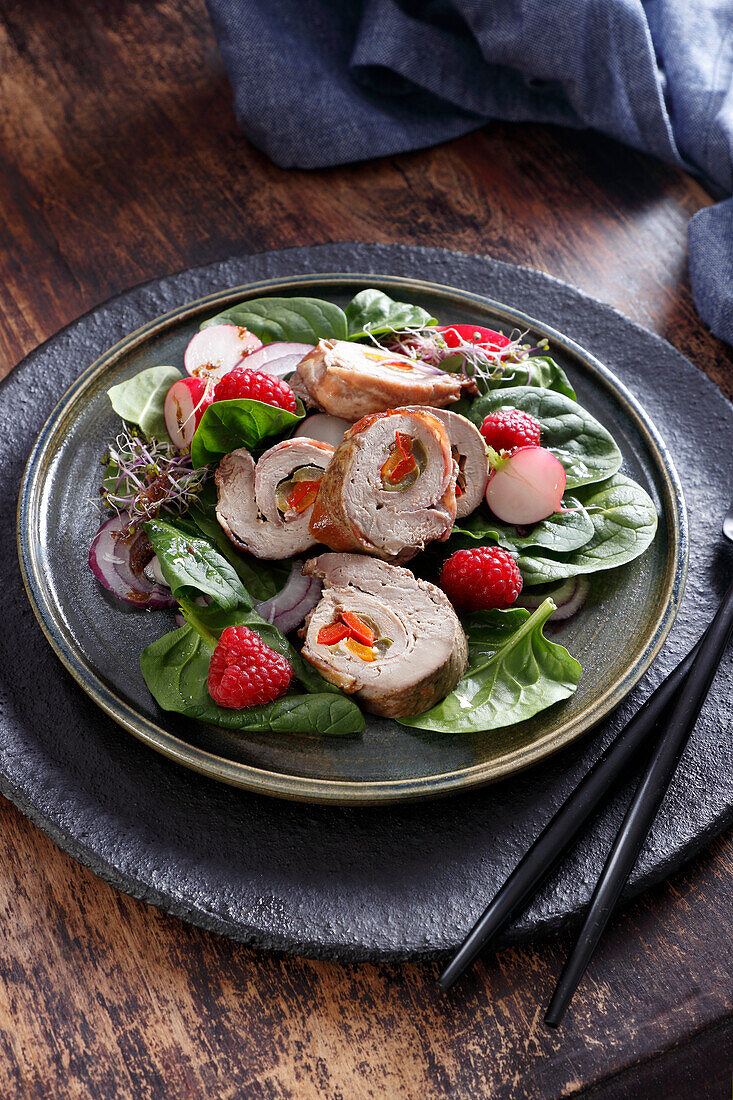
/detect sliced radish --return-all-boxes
[242,342,314,378]
[184,325,262,381]
[486,445,566,525]
[293,412,352,448]
[164,377,214,451]
[89,514,176,609]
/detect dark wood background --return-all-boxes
[0,1,731,1097]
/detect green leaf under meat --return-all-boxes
[345,289,436,339]
[398,600,581,733]
[190,398,305,468]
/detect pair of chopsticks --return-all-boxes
[438,577,733,1025]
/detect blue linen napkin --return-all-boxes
[205,0,733,345]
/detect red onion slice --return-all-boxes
[88,514,176,610]
[254,562,322,634]
[516,576,590,621]
[242,342,314,379]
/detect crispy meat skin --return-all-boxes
[302,554,468,718]
[215,437,334,559]
[296,339,466,419]
[309,407,457,562]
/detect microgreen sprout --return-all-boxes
[99,426,209,532]
[370,326,550,394]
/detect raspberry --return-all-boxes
[213,369,297,413]
[207,625,293,709]
[480,409,541,453]
[440,547,523,612]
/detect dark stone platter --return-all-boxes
[2,243,731,960]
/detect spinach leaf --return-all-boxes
[179,599,340,696]
[399,600,581,733]
[489,356,576,400]
[450,496,594,555]
[107,365,181,441]
[516,473,658,586]
[140,625,364,735]
[469,386,622,489]
[187,487,290,602]
[345,289,436,339]
[143,519,252,610]
[201,296,348,344]
[190,398,304,468]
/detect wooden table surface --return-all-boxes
[1,2,731,1097]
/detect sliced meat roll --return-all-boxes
[216,437,334,559]
[309,408,457,562]
[296,339,467,420]
[404,406,489,519]
[302,554,468,718]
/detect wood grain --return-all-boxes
[0,1,731,1097]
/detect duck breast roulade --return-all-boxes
[309,408,457,562]
[295,339,467,420]
[404,406,489,520]
[216,438,334,559]
[301,554,468,718]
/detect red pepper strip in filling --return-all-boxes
[286,478,322,514]
[317,622,349,646]
[381,431,417,485]
[340,611,376,647]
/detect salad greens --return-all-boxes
[515,474,658,586]
[190,397,305,468]
[450,495,594,555]
[107,365,181,441]
[469,386,622,490]
[95,286,660,742]
[201,289,436,345]
[399,600,581,734]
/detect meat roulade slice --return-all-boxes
[309,408,457,562]
[216,437,334,560]
[296,339,467,420]
[301,554,469,718]
[404,406,489,520]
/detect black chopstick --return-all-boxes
[545,578,733,1027]
[438,636,702,991]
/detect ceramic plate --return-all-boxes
[17,274,687,804]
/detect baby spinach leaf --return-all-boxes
[187,488,290,602]
[345,289,436,339]
[201,296,348,344]
[190,398,304,468]
[488,356,576,400]
[140,625,364,736]
[516,474,658,586]
[179,599,340,696]
[398,600,581,733]
[450,497,594,555]
[107,365,181,441]
[143,519,252,610]
[469,386,622,489]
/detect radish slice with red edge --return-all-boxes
[164,377,214,450]
[293,412,352,448]
[486,445,567,525]
[516,577,590,621]
[436,324,511,351]
[254,562,322,634]
[241,342,314,378]
[89,514,176,609]
[184,325,262,381]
